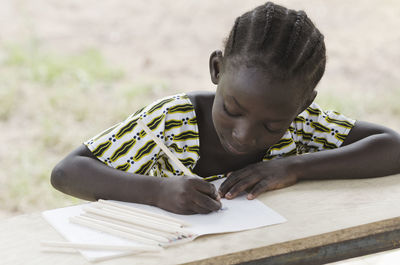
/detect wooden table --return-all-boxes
[1,174,400,265]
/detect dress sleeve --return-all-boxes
[263,102,356,160]
[84,97,173,175]
[292,102,356,152]
[84,94,201,177]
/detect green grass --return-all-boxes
[316,87,400,121]
[0,40,171,214]
[3,41,124,85]
[0,86,17,120]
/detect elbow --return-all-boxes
[385,129,400,173]
[51,160,68,193]
[394,132,400,172]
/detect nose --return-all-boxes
[232,121,257,147]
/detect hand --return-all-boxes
[157,175,222,215]
[219,158,298,200]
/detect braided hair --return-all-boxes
[223,2,326,93]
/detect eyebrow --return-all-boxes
[231,96,247,111]
[231,96,289,123]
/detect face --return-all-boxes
[212,65,304,156]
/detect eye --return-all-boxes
[223,103,241,117]
[263,124,285,134]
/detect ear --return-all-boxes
[209,50,224,85]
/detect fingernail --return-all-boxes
[247,194,254,200]
[226,192,232,198]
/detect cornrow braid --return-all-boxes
[223,2,326,93]
[261,2,275,48]
[225,17,240,56]
[284,11,307,61]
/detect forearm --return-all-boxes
[51,155,162,206]
[293,132,400,180]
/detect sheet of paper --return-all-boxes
[42,179,286,262]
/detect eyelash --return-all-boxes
[223,103,284,134]
[223,103,241,117]
[263,125,283,134]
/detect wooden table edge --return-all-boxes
[183,216,400,265]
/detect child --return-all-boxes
[51,2,400,215]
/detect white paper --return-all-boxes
[42,179,286,262]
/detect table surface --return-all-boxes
[1,174,400,265]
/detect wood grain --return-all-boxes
[1,174,400,265]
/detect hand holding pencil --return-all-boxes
[138,119,221,215]
[156,176,221,214]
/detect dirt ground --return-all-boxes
[2,0,400,94]
[0,0,399,217]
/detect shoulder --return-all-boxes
[125,93,194,121]
[143,93,192,113]
[186,91,215,106]
[297,102,355,128]
[292,102,355,149]
[186,91,215,117]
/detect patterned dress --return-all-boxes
[84,93,355,181]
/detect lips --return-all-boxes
[221,137,249,155]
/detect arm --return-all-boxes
[219,121,400,199]
[294,120,400,180]
[51,145,221,214]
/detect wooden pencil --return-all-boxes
[88,206,174,228]
[41,247,79,253]
[76,214,170,243]
[98,199,190,226]
[83,206,179,232]
[81,212,177,240]
[93,201,184,228]
[82,206,191,235]
[137,119,195,177]
[69,216,160,246]
[40,240,162,252]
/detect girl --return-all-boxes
[51,2,400,215]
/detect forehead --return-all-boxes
[220,66,302,120]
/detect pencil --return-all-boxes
[76,214,170,243]
[81,212,177,240]
[82,206,191,235]
[97,199,190,227]
[40,240,162,252]
[91,204,181,228]
[70,216,162,245]
[137,119,196,178]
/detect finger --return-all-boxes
[245,185,255,193]
[247,179,270,200]
[178,209,197,215]
[192,179,219,200]
[192,191,222,213]
[190,201,213,214]
[218,170,245,197]
[225,174,260,199]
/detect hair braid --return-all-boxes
[284,11,306,61]
[261,2,275,48]
[225,17,240,57]
[222,2,326,93]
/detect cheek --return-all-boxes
[259,131,288,150]
[212,100,232,134]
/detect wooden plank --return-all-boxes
[1,174,400,265]
[185,216,400,265]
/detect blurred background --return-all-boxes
[0,0,399,219]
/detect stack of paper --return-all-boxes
[42,179,286,262]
